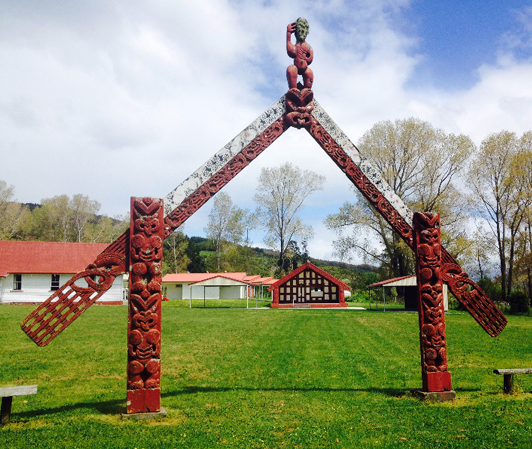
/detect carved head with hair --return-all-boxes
[295,17,309,42]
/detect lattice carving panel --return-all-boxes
[20,234,127,346]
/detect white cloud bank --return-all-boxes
[1,0,531,262]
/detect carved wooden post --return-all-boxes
[413,212,455,399]
[127,197,164,414]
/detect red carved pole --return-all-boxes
[413,212,453,393]
[127,197,164,414]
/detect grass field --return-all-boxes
[1,303,532,448]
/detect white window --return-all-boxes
[13,274,22,291]
[51,274,60,291]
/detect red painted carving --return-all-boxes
[414,212,452,392]
[127,197,164,414]
[286,18,313,90]
[306,120,507,336]
[20,235,127,346]
[163,118,288,236]
[21,118,288,346]
[307,121,414,245]
[285,88,314,129]
[440,256,505,337]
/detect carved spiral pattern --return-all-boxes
[21,90,506,348]
[307,119,414,245]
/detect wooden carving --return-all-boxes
[127,197,164,413]
[305,114,507,337]
[414,212,452,392]
[21,112,287,346]
[21,20,506,346]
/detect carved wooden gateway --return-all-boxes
[21,18,507,411]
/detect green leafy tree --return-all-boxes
[0,180,31,240]
[468,131,532,301]
[163,227,191,274]
[326,118,474,278]
[204,192,247,271]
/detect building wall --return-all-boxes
[165,283,183,300]
[220,285,244,299]
[163,283,247,300]
[0,273,124,304]
[190,286,220,299]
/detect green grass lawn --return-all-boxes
[173,298,272,309]
[1,304,532,448]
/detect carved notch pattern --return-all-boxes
[127,197,164,413]
[20,235,127,347]
[306,118,414,245]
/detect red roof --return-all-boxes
[268,262,351,292]
[254,276,277,285]
[0,240,109,276]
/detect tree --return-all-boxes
[204,192,247,271]
[185,237,206,273]
[0,183,129,244]
[71,194,100,242]
[26,193,103,242]
[254,162,325,274]
[0,180,31,240]
[163,227,191,274]
[326,118,474,278]
[468,131,532,302]
[87,213,129,243]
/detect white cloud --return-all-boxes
[1,0,532,264]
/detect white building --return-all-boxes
[162,272,276,300]
[0,240,126,304]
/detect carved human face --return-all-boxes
[296,17,309,41]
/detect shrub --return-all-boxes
[508,290,530,314]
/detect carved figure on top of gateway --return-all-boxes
[286,18,314,89]
[285,18,315,129]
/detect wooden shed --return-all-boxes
[268,262,350,308]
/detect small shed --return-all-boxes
[162,272,249,300]
[367,275,449,311]
[268,262,350,308]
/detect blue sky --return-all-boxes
[1,0,532,262]
[402,1,532,89]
